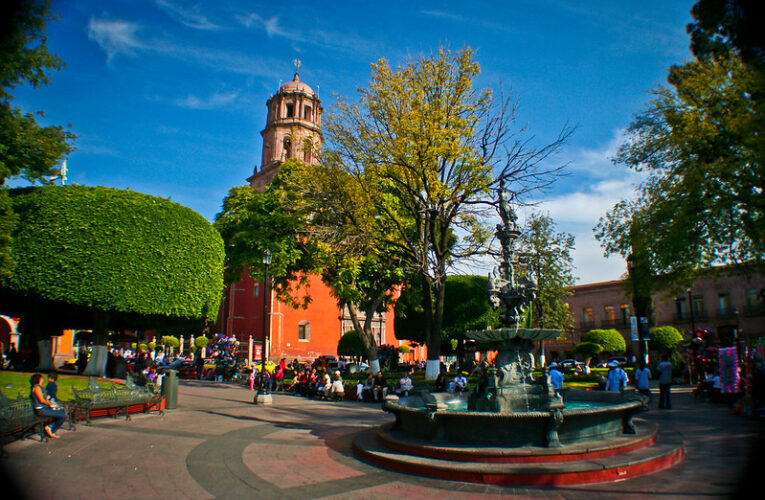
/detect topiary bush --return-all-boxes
[649,325,683,354]
[162,335,180,349]
[337,330,365,357]
[194,336,210,349]
[582,328,626,353]
[3,185,224,321]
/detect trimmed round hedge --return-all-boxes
[4,185,224,320]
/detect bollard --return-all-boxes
[162,369,179,409]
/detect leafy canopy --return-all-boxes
[0,0,75,276]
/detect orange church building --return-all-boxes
[215,67,397,363]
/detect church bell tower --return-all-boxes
[247,59,323,192]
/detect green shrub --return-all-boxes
[3,185,224,322]
[337,330,365,357]
[582,329,626,353]
[649,325,683,354]
[194,336,210,349]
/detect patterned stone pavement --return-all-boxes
[1,380,762,499]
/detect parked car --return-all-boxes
[558,359,585,373]
[344,362,369,374]
[598,356,628,368]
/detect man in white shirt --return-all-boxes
[397,371,414,396]
[454,372,468,392]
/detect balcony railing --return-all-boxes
[580,320,596,330]
[673,310,709,322]
[601,318,630,329]
[717,308,737,319]
[744,304,765,316]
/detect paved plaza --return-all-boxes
[1,380,763,499]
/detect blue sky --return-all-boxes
[14,0,696,284]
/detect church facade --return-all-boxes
[215,69,397,363]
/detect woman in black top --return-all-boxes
[30,373,67,438]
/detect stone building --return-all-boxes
[216,68,396,363]
[546,267,765,361]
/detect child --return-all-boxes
[44,373,60,404]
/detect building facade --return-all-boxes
[217,69,396,362]
[554,268,765,360]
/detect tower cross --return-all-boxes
[293,58,301,74]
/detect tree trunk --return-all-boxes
[421,274,442,380]
[347,299,384,375]
[35,339,56,371]
[83,311,110,377]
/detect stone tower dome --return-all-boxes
[248,64,323,192]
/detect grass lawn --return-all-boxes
[0,371,123,401]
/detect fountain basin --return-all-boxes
[383,389,645,448]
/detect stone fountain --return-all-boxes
[466,183,564,415]
[352,185,684,485]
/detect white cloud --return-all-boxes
[420,10,465,22]
[235,11,379,57]
[155,0,224,31]
[236,13,292,39]
[87,18,145,62]
[570,232,627,284]
[537,178,639,225]
[174,90,240,110]
[86,16,281,80]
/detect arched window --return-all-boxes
[304,105,312,121]
[285,103,294,118]
[298,321,310,341]
[283,137,292,159]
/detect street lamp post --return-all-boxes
[254,249,273,405]
[687,288,696,337]
[627,254,647,365]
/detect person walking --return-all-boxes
[657,354,674,409]
[635,362,652,403]
[605,360,629,392]
[548,362,564,396]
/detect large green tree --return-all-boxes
[215,159,404,373]
[686,0,764,65]
[325,47,570,378]
[0,0,75,276]
[518,212,575,331]
[596,53,764,282]
[596,2,764,284]
[1,185,224,374]
[395,275,500,350]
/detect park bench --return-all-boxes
[72,375,164,425]
[0,392,49,454]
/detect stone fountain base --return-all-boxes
[353,419,684,486]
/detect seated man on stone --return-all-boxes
[453,371,468,392]
[397,370,414,396]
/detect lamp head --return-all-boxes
[262,248,273,265]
